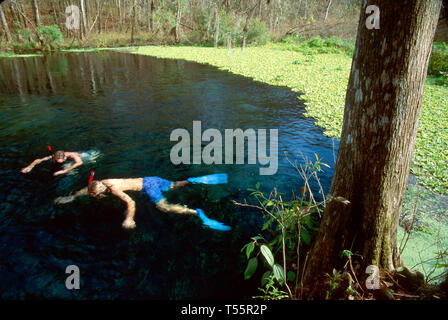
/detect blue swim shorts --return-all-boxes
[142,176,173,204]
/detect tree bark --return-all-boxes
[32,0,40,25]
[131,0,137,43]
[241,3,257,51]
[80,0,88,39]
[149,0,155,32]
[19,2,29,29]
[118,0,122,29]
[96,0,101,34]
[303,0,442,295]
[51,2,61,29]
[324,0,332,22]
[8,3,20,28]
[0,5,12,42]
[175,0,181,43]
[213,4,219,48]
[85,0,91,31]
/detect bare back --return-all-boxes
[102,178,143,193]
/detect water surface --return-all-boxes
[0,51,337,299]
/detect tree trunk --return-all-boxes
[241,3,257,51]
[51,2,61,29]
[80,0,88,39]
[85,0,91,32]
[8,3,20,28]
[324,0,332,22]
[19,2,29,29]
[32,0,40,25]
[175,0,181,43]
[149,0,155,32]
[118,0,122,29]
[0,5,12,42]
[303,0,442,295]
[213,4,219,48]
[96,0,101,34]
[131,0,137,43]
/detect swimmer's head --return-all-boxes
[53,150,66,163]
[88,180,107,199]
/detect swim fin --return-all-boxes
[187,173,228,185]
[196,209,231,231]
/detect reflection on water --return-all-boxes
[0,51,338,299]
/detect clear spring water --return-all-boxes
[0,51,338,299]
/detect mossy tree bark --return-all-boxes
[303,0,442,292]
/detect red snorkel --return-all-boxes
[47,145,52,153]
[88,171,95,185]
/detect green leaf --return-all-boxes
[273,264,285,284]
[287,271,296,282]
[300,228,311,245]
[341,249,353,258]
[262,218,273,231]
[255,182,261,190]
[260,244,275,267]
[246,242,255,260]
[266,200,274,207]
[244,258,258,280]
[261,271,272,287]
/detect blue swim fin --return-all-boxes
[187,173,228,185]
[196,209,231,231]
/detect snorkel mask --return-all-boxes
[88,171,107,199]
[48,146,66,163]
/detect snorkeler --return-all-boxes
[54,172,231,231]
[21,146,84,176]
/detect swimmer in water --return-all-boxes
[54,173,231,231]
[21,148,83,176]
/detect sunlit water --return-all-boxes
[0,51,338,299]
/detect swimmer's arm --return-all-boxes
[21,156,52,173]
[156,198,197,215]
[110,188,136,230]
[54,187,88,204]
[54,153,83,176]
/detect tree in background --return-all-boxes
[303,0,443,297]
[0,4,12,42]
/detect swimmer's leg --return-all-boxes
[187,173,228,185]
[195,209,231,231]
[170,180,190,190]
[156,198,197,215]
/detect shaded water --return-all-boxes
[0,51,337,299]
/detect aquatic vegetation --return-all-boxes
[130,43,448,194]
[398,183,448,283]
